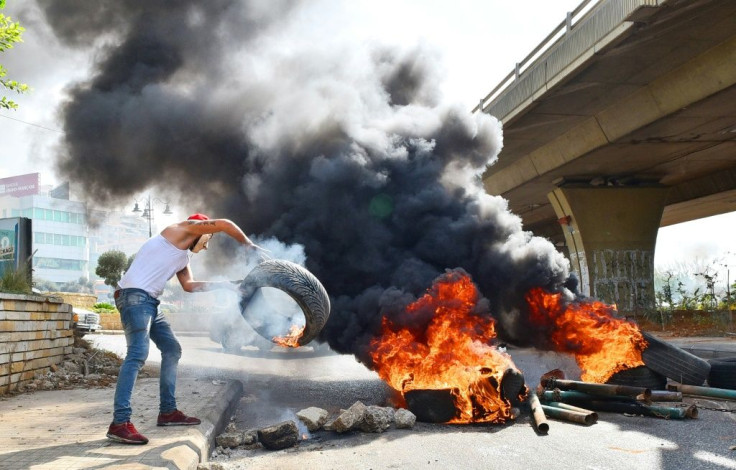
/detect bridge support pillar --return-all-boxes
[548,185,670,314]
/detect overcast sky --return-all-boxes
[0,0,734,284]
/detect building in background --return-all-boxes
[0,173,149,293]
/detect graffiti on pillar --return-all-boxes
[591,249,655,314]
[569,249,590,296]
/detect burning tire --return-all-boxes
[605,365,667,390]
[641,332,711,386]
[239,260,331,346]
[707,357,736,390]
[404,388,458,423]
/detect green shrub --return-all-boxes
[0,265,31,294]
[92,302,118,314]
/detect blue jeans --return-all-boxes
[113,288,182,424]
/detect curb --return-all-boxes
[201,380,245,458]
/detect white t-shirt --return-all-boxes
[118,235,192,298]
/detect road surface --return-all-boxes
[90,333,736,470]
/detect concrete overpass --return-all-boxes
[477,0,736,313]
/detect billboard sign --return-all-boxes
[0,218,32,282]
[0,172,40,198]
[0,229,15,260]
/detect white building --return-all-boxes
[0,173,149,287]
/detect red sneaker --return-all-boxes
[106,421,149,445]
[157,409,202,426]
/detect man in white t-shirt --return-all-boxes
[107,213,264,445]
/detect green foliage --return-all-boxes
[0,1,29,110]
[0,265,31,294]
[655,256,736,313]
[92,302,117,314]
[95,250,130,287]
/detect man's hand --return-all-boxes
[248,243,272,262]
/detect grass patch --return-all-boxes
[0,266,31,294]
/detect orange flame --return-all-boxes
[273,324,305,348]
[369,271,520,424]
[525,287,647,383]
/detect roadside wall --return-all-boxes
[0,293,74,394]
[45,292,97,309]
[100,313,123,330]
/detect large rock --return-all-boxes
[332,401,367,433]
[394,408,417,429]
[215,432,244,448]
[257,421,299,450]
[359,406,393,433]
[297,407,329,431]
[242,430,258,445]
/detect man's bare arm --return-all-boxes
[176,265,239,293]
[163,218,257,250]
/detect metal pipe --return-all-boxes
[667,383,736,401]
[541,404,596,425]
[540,389,638,404]
[646,390,683,402]
[528,393,549,434]
[542,377,651,399]
[544,401,598,423]
[543,397,696,419]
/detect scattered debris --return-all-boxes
[4,338,134,395]
[211,401,417,459]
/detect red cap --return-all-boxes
[187,213,210,221]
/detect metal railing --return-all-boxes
[473,0,601,114]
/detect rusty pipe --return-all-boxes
[540,389,638,404]
[544,401,598,423]
[544,396,696,419]
[542,378,651,399]
[667,383,736,401]
[528,392,548,434]
[644,390,683,402]
[541,404,596,425]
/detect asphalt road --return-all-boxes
[90,334,736,470]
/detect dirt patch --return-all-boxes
[638,310,736,337]
[4,336,157,396]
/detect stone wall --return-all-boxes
[45,292,97,309]
[0,293,74,394]
[100,313,123,330]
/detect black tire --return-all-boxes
[239,260,330,346]
[404,388,458,423]
[606,365,668,390]
[707,357,736,390]
[641,332,711,386]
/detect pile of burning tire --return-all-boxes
[606,332,736,390]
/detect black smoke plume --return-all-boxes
[38,1,572,362]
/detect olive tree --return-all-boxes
[96,250,130,288]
